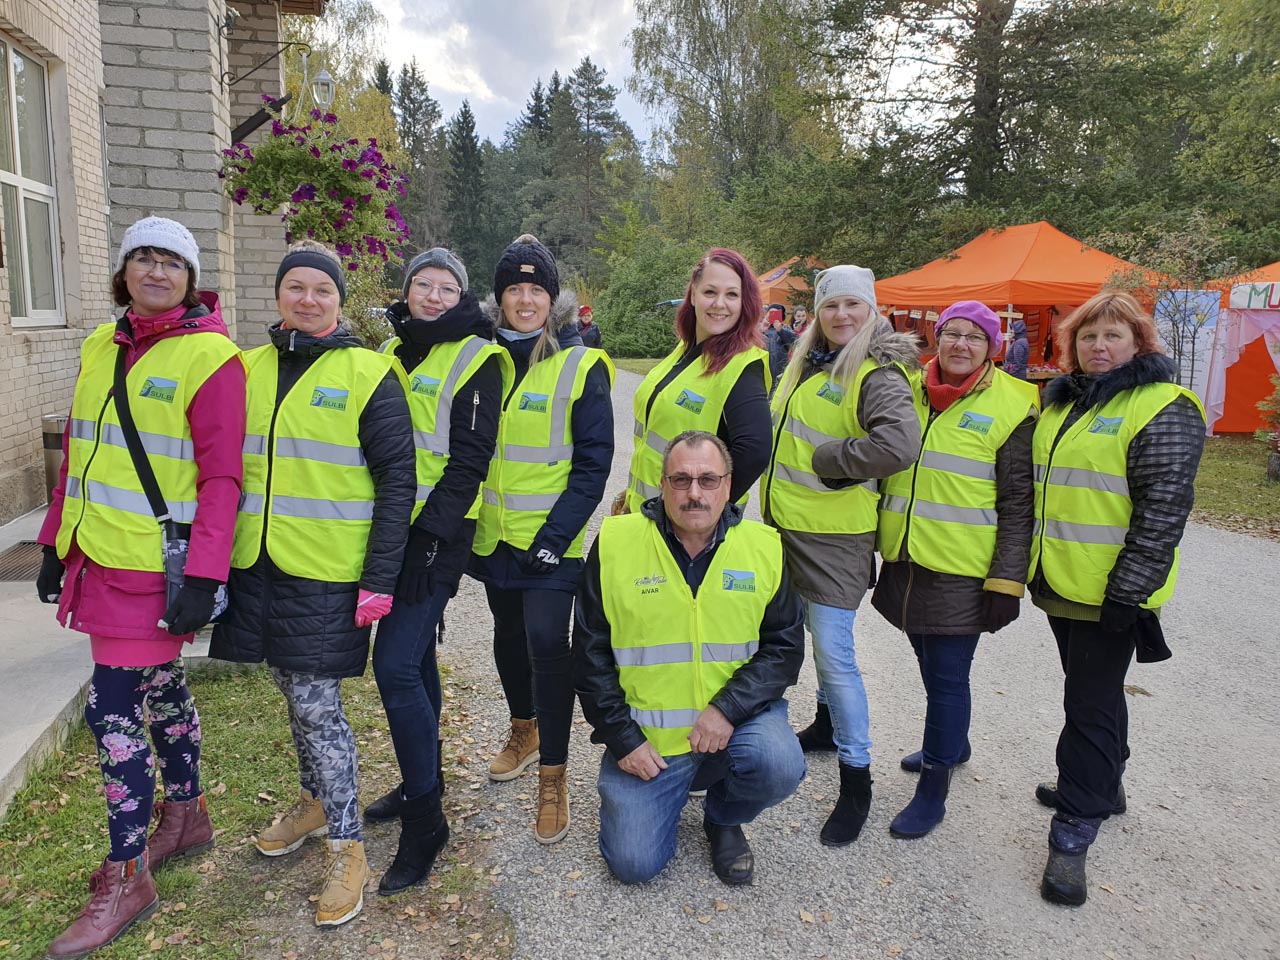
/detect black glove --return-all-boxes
[1099,598,1140,634]
[160,576,221,635]
[983,590,1021,633]
[395,527,439,604]
[820,476,865,490]
[37,545,65,604]
[521,537,562,576]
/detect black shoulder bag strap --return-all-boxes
[112,343,179,541]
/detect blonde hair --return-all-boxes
[773,307,886,400]
[286,239,342,267]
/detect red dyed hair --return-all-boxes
[1055,290,1164,374]
[674,248,764,374]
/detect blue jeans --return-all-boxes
[908,633,980,767]
[597,699,805,884]
[806,602,871,767]
[372,582,451,798]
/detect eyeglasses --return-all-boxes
[129,255,187,275]
[410,279,462,300]
[663,472,729,491]
[938,330,989,346]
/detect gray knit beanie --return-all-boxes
[403,247,468,298]
[813,265,878,316]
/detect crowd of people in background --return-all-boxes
[34,215,1205,957]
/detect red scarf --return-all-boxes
[925,359,986,412]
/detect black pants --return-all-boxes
[1049,615,1136,821]
[485,585,575,766]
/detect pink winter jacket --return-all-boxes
[38,293,246,667]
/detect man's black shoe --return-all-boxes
[703,819,753,886]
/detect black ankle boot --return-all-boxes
[1034,780,1126,816]
[703,819,753,885]
[1040,815,1099,907]
[796,702,836,752]
[377,786,450,896]
[820,763,872,847]
[364,784,403,824]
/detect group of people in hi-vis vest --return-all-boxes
[35,217,1205,957]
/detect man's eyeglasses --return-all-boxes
[129,255,187,275]
[938,330,989,346]
[663,472,729,491]
[410,279,462,300]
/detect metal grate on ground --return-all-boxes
[0,541,44,581]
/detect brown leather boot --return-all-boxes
[148,794,215,869]
[488,718,539,782]
[534,764,570,844]
[46,853,159,959]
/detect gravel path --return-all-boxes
[436,368,1280,960]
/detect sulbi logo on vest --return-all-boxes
[674,389,706,415]
[816,381,845,405]
[957,411,994,435]
[411,374,441,397]
[722,569,756,592]
[519,392,549,413]
[310,387,349,411]
[139,377,178,403]
[1089,416,1124,436]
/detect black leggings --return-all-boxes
[485,585,575,766]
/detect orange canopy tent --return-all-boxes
[757,257,824,310]
[1205,261,1280,434]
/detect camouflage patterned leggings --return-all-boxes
[270,668,362,841]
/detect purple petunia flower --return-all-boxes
[291,183,317,202]
[233,188,249,203]
[342,158,359,172]
[271,120,287,137]
[335,241,354,257]
[311,108,323,120]
[323,112,338,124]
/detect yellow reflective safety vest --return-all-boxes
[877,367,1040,578]
[1029,381,1205,608]
[473,345,615,559]
[232,343,396,582]
[597,512,784,756]
[381,335,514,522]
[761,359,885,535]
[57,323,240,571]
[626,344,769,511]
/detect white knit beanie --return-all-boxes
[813,265,878,315]
[117,217,201,287]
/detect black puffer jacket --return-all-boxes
[573,500,805,760]
[1030,352,1205,615]
[210,321,416,677]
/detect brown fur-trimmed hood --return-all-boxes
[480,289,582,341]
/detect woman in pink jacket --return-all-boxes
[36,217,246,960]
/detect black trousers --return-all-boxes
[485,585,575,767]
[1048,615,1136,821]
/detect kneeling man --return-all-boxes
[574,430,806,885]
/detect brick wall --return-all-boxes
[0,0,111,524]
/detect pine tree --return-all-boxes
[524,79,551,139]
[371,58,392,96]
[394,60,449,250]
[445,101,487,271]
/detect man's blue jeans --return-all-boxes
[372,582,451,798]
[806,602,872,767]
[596,699,806,885]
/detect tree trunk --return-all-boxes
[966,0,1017,200]
[1267,451,1280,483]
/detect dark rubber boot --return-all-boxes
[900,741,971,774]
[889,763,951,839]
[1035,780,1126,816]
[820,763,873,847]
[377,786,449,896]
[364,784,404,824]
[1040,815,1099,907]
[796,702,836,753]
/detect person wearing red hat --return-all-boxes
[577,304,602,349]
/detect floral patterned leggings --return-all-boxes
[85,660,201,861]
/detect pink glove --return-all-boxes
[355,589,394,627]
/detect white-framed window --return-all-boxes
[0,35,62,328]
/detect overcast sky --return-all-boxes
[376,0,651,145]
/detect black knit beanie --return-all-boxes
[492,234,560,303]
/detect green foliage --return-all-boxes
[594,234,702,357]
[1257,375,1280,437]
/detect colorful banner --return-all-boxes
[1229,282,1280,310]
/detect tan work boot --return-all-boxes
[534,763,570,844]
[315,839,367,926]
[255,789,327,857]
[488,717,539,782]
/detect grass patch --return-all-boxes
[613,357,662,376]
[1194,435,1280,524]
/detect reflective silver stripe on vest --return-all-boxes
[880,493,908,514]
[630,707,701,729]
[77,478,197,522]
[417,483,435,502]
[784,417,840,448]
[1042,465,1130,497]
[239,491,264,515]
[633,418,644,438]
[613,642,694,667]
[414,430,447,455]
[271,495,375,521]
[630,473,661,500]
[1035,518,1128,547]
[69,418,96,441]
[645,430,666,455]
[773,462,827,492]
[482,487,500,506]
[503,347,588,464]
[702,640,759,662]
[911,499,997,527]
[920,449,996,482]
[275,436,367,467]
[416,338,489,456]
[65,475,82,499]
[243,433,268,456]
[503,491,561,511]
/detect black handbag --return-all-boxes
[112,344,228,623]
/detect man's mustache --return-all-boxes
[681,500,709,512]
